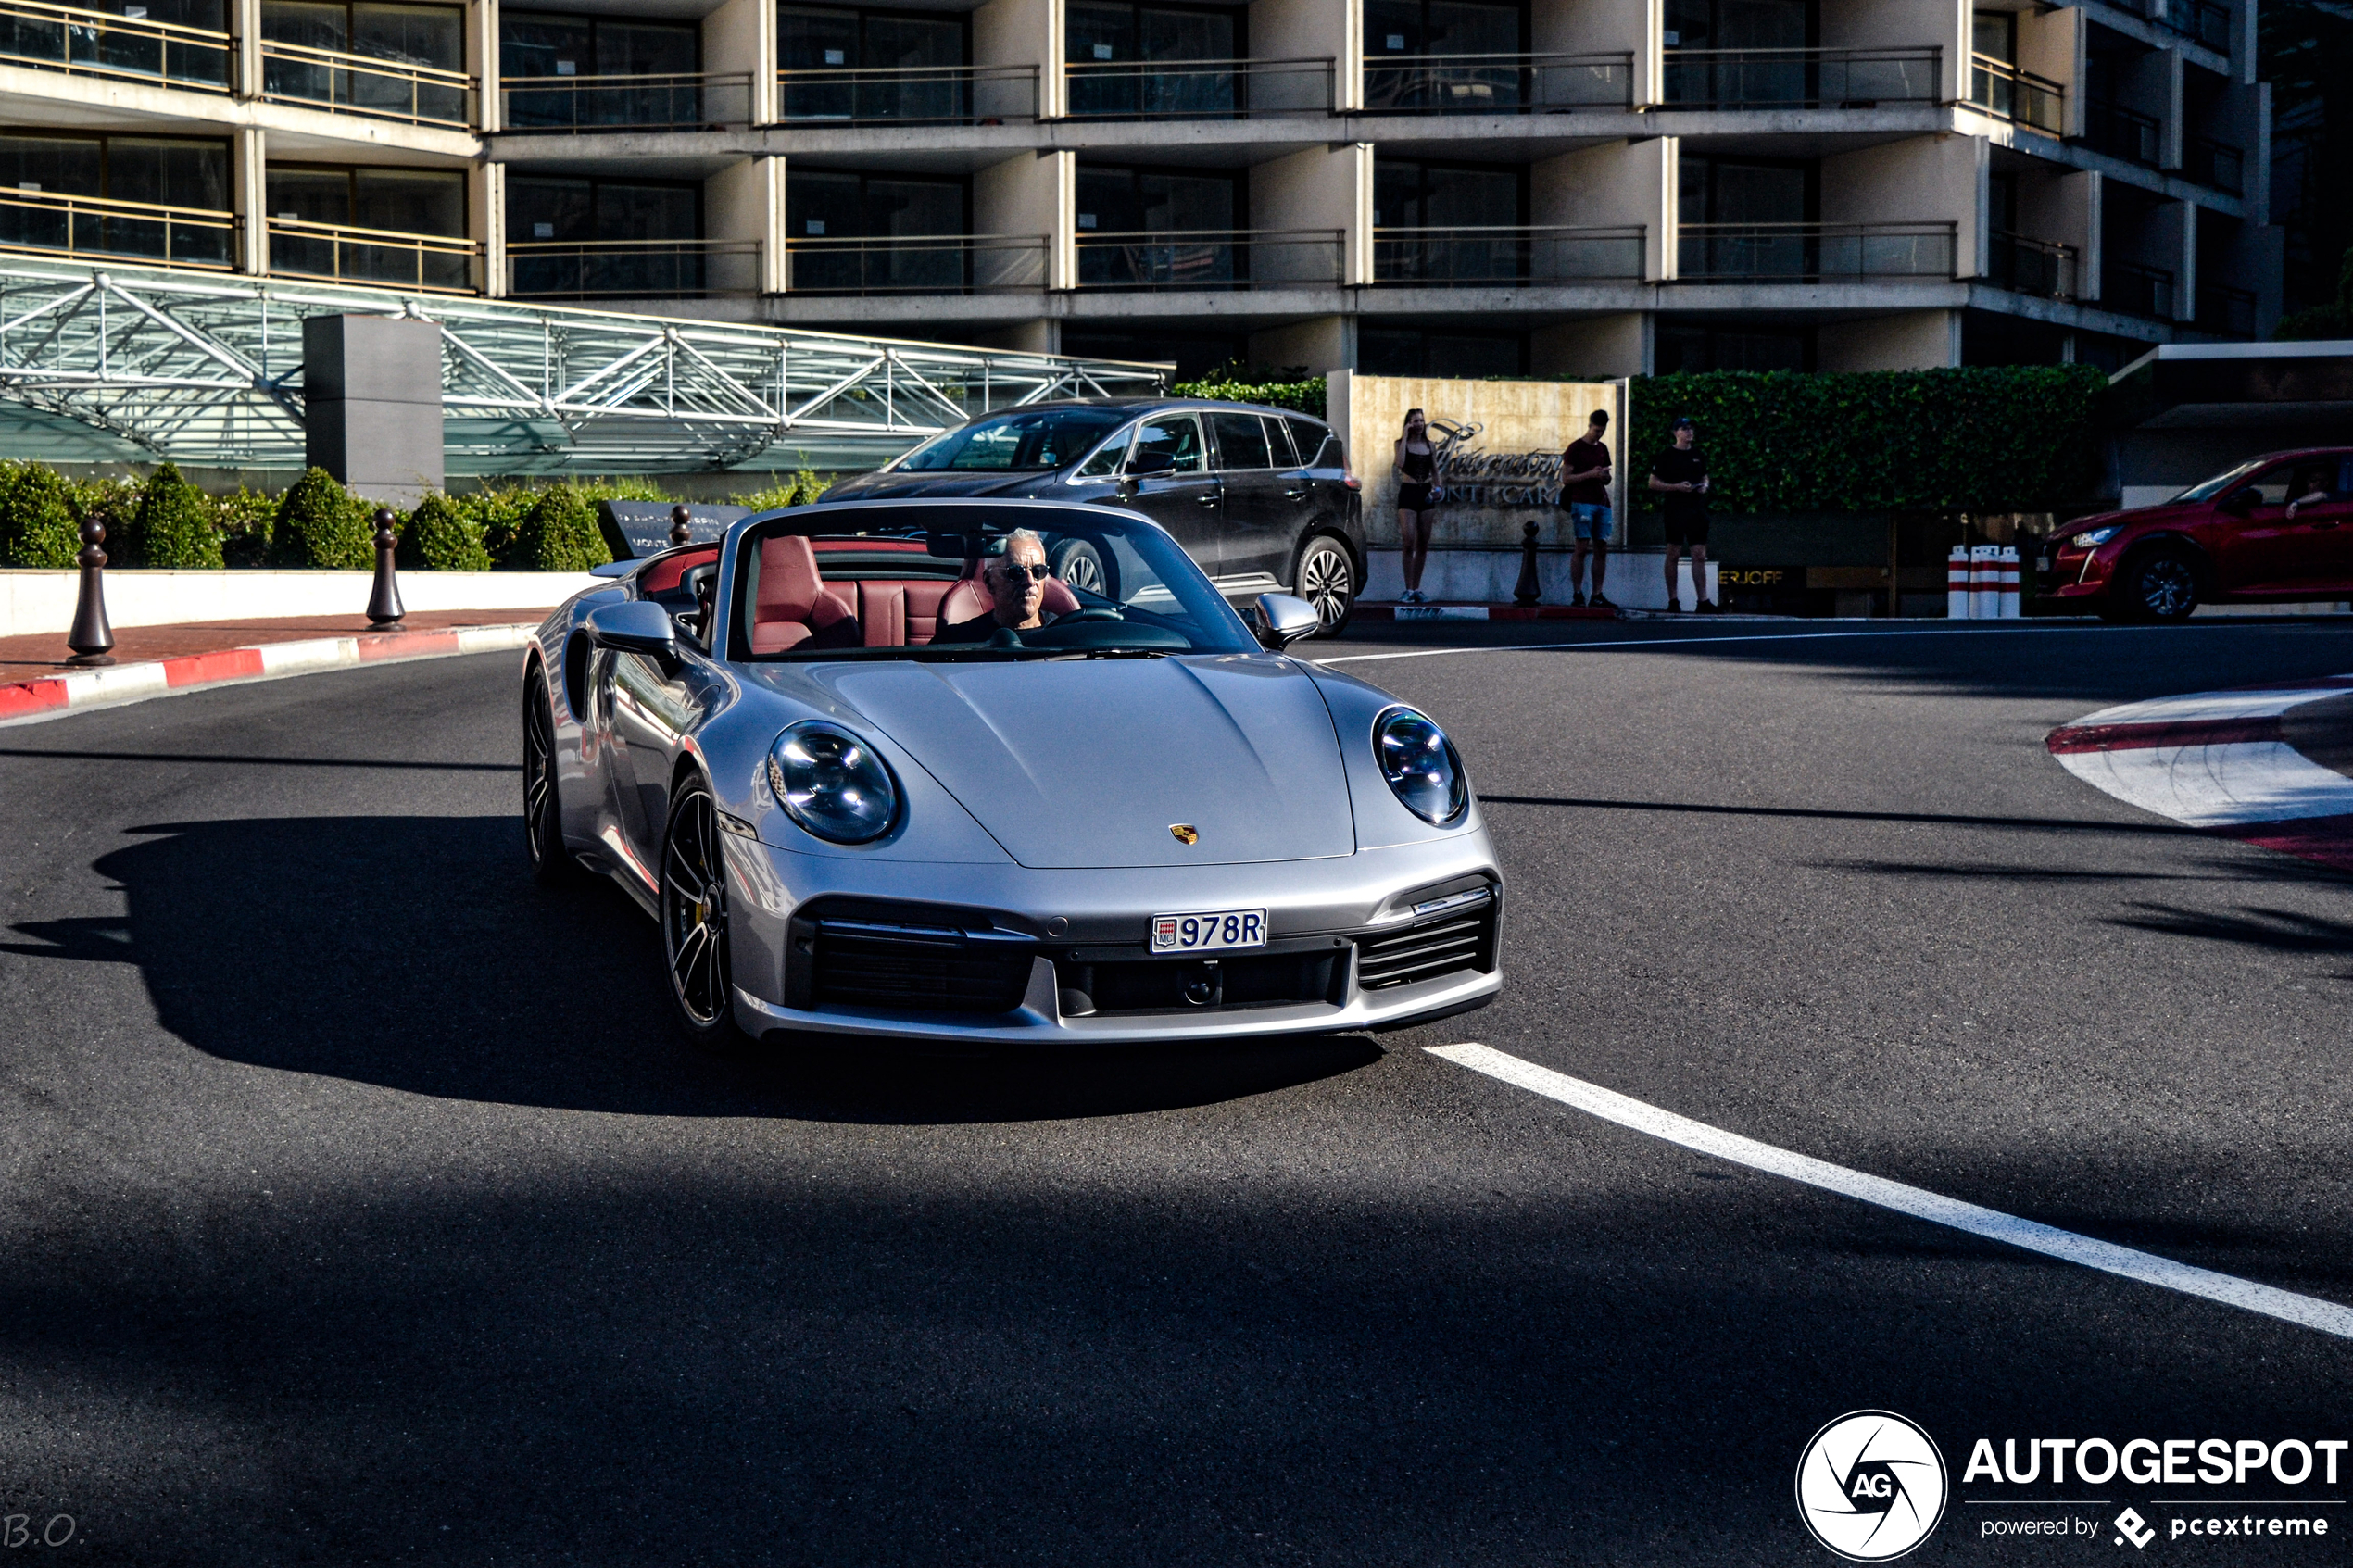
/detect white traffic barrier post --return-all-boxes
[1948,546,1970,619]
[1998,546,2021,619]
[1969,545,2000,621]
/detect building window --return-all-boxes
[509,176,702,296]
[777,5,966,120]
[262,0,464,70]
[1665,0,1814,51]
[267,163,470,288]
[1655,320,1813,371]
[1373,157,1522,230]
[0,132,231,267]
[1074,164,1240,286]
[785,169,966,292]
[501,14,699,128]
[1363,0,1524,59]
[1359,324,1528,377]
[1066,1,1240,116]
[1971,10,2016,64]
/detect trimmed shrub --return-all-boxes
[1627,365,2108,516]
[217,487,277,568]
[271,467,372,569]
[398,492,494,571]
[0,461,83,568]
[67,477,144,567]
[510,483,611,572]
[135,463,224,569]
[731,464,832,509]
[1176,370,1327,416]
[469,484,536,564]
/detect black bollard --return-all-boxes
[66,513,115,667]
[1512,519,1541,607]
[670,502,692,547]
[366,507,406,631]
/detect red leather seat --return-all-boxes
[752,535,862,654]
[937,576,1081,632]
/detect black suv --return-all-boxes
[818,399,1365,634]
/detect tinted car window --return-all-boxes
[1134,414,1205,473]
[1264,414,1299,467]
[1209,409,1271,470]
[897,407,1128,472]
[1075,424,1131,477]
[1286,415,1334,468]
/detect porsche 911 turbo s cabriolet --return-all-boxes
[521,498,1503,1051]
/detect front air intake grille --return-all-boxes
[1356,895,1497,991]
[795,900,1036,1016]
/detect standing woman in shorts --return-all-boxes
[1394,408,1440,604]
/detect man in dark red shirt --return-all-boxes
[1561,409,1615,609]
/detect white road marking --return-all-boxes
[2067,684,2353,727]
[1428,1041,2353,1341]
[2055,740,2353,826]
[1317,624,2180,666]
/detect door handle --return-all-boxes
[1282,488,1308,500]
[2313,520,2342,529]
[1197,492,1221,505]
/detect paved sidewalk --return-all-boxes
[0,610,555,679]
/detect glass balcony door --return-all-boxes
[501,12,700,129]
[777,4,966,121]
[1363,0,1525,110]
[786,169,968,292]
[261,0,468,123]
[1663,0,1814,104]
[0,132,232,267]
[1067,1,1239,118]
[1373,157,1524,282]
[268,163,471,289]
[1075,164,1239,287]
[1678,153,1811,277]
[509,175,704,296]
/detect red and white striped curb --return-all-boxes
[0,622,539,727]
[2045,673,2353,869]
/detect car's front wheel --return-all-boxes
[2112,546,2201,621]
[661,778,759,1055]
[523,663,580,886]
[1292,533,1357,636]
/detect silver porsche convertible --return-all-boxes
[520,498,1503,1051]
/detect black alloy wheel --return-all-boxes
[661,780,757,1054]
[1292,533,1357,635]
[523,665,578,885]
[2120,548,2200,621]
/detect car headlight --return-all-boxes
[1375,708,1467,825]
[2072,526,2120,548]
[766,721,897,843]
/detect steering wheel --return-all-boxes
[1061,607,1125,623]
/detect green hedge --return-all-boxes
[398,493,494,572]
[271,467,374,569]
[136,463,224,570]
[0,462,82,568]
[508,483,611,572]
[1627,366,2108,515]
[1174,373,1327,415]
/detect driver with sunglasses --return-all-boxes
[930,529,1066,643]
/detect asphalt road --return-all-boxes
[5,617,2353,1565]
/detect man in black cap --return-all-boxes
[1648,416,1717,613]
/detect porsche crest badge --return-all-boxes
[1169,823,1199,845]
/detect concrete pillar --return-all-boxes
[2017,7,2082,136]
[1250,144,1361,284]
[233,0,260,99]
[1817,309,1960,370]
[1247,317,1353,374]
[705,0,774,124]
[2160,198,2196,320]
[472,162,504,296]
[1531,314,1650,376]
[977,320,1061,353]
[975,150,1072,289]
[1253,0,1358,109]
[304,316,446,508]
[975,0,1059,119]
[233,127,266,275]
[708,156,784,294]
[468,0,497,131]
[1535,138,1674,282]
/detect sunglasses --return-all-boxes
[991,561,1051,582]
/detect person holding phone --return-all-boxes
[1393,408,1440,604]
[1648,416,1718,613]
[1562,408,1616,608]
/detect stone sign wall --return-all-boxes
[1327,371,1626,550]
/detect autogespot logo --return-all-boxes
[1796,1411,1951,1562]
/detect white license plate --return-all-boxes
[1151,909,1267,953]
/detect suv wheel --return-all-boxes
[1050,538,1115,600]
[1291,533,1357,636]
[2115,547,2200,622]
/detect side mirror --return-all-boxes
[1252,592,1322,650]
[2218,489,2258,516]
[586,599,679,661]
[1126,448,1176,477]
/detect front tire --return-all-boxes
[661,779,759,1055]
[523,663,581,886]
[1291,533,1357,636]
[2114,547,2201,622]
[1050,537,1116,600]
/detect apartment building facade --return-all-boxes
[0,0,2282,384]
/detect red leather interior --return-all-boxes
[637,544,720,596]
[937,576,1080,631]
[743,534,1081,652]
[752,534,862,654]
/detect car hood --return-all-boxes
[804,656,1355,868]
[824,470,1051,501]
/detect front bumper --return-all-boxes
[721,832,1504,1045]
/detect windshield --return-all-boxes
[894,408,1128,473]
[730,506,1260,662]
[2171,457,2271,504]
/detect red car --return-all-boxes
[2040,447,2353,621]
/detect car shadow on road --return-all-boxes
[3,813,1378,1122]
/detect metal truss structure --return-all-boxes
[0,257,1169,473]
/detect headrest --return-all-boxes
[758,534,826,620]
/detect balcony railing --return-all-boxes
[774,63,1037,125]
[2146,0,2230,51]
[1371,224,1645,284]
[1676,220,1957,282]
[1075,228,1341,289]
[1659,46,1939,108]
[267,215,477,292]
[1063,56,1330,118]
[0,186,234,270]
[784,233,1046,295]
[1967,54,2064,133]
[1360,50,1633,113]
[507,238,760,298]
[2184,135,2244,194]
[2084,98,2161,166]
[2195,281,2255,334]
[501,70,753,132]
[1987,230,2076,299]
[0,0,229,91]
[2106,260,2174,319]
[261,38,472,128]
